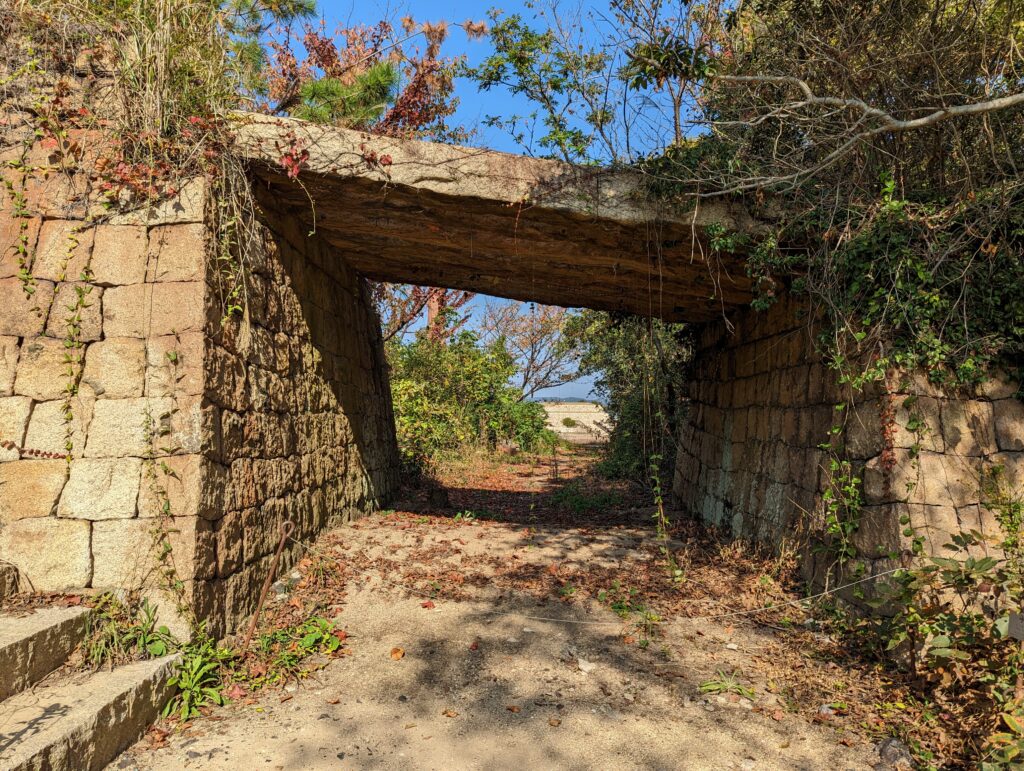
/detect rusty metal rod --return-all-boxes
[240,519,295,656]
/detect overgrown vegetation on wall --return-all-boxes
[468,1,1024,765]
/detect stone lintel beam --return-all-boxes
[232,113,756,322]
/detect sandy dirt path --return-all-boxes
[113,452,890,770]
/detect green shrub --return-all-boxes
[566,311,690,481]
[388,330,556,470]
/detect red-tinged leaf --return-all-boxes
[390,647,405,660]
[506,705,521,713]
[469,640,479,651]
[771,709,785,721]
[224,683,247,701]
[421,600,436,609]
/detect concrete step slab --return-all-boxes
[0,654,180,771]
[0,607,91,702]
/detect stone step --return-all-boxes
[0,606,91,702]
[0,654,181,771]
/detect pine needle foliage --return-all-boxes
[292,62,399,127]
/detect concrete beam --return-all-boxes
[231,114,757,322]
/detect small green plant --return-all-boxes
[82,595,174,670]
[649,454,684,583]
[453,510,478,523]
[983,711,1024,769]
[699,670,755,700]
[598,582,661,644]
[251,616,347,685]
[164,631,234,721]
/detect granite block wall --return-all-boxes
[672,296,1021,590]
[0,142,398,636]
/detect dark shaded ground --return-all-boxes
[114,448,931,770]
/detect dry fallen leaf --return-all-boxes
[421,600,436,610]
[326,698,340,705]
[506,705,521,713]
[442,709,458,718]
[469,640,479,651]
[548,717,561,727]
[280,694,293,703]
[390,647,406,660]
[224,683,246,701]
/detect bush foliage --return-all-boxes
[567,310,690,481]
[387,329,555,471]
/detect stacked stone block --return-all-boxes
[0,153,398,636]
[672,296,1021,589]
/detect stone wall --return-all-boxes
[672,296,1021,590]
[0,154,398,637]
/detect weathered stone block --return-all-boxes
[977,373,1019,401]
[205,344,248,410]
[23,169,88,219]
[91,224,147,285]
[0,213,40,279]
[914,451,981,506]
[84,396,173,457]
[31,220,94,282]
[81,337,146,398]
[0,459,67,522]
[137,454,227,520]
[941,400,997,456]
[844,400,883,459]
[107,177,207,227]
[57,457,143,520]
[14,337,70,401]
[103,282,207,338]
[146,223,206,282]
[0,336,18,396]
[85,395,205,458]
[895,395,943,452]
[100,283,148,337]
[145,332,204,397]
[92,516,213,587]
[0,517,91,590]
[0,395,32,460]
[215,511,243,578]
[44,281,103,341]
[23,396,92,458]
[993,398,1024,452]
[151,281,208,335]
[0,277,54,337]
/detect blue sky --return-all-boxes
[315,0,542,154]
[313,0,602,399]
